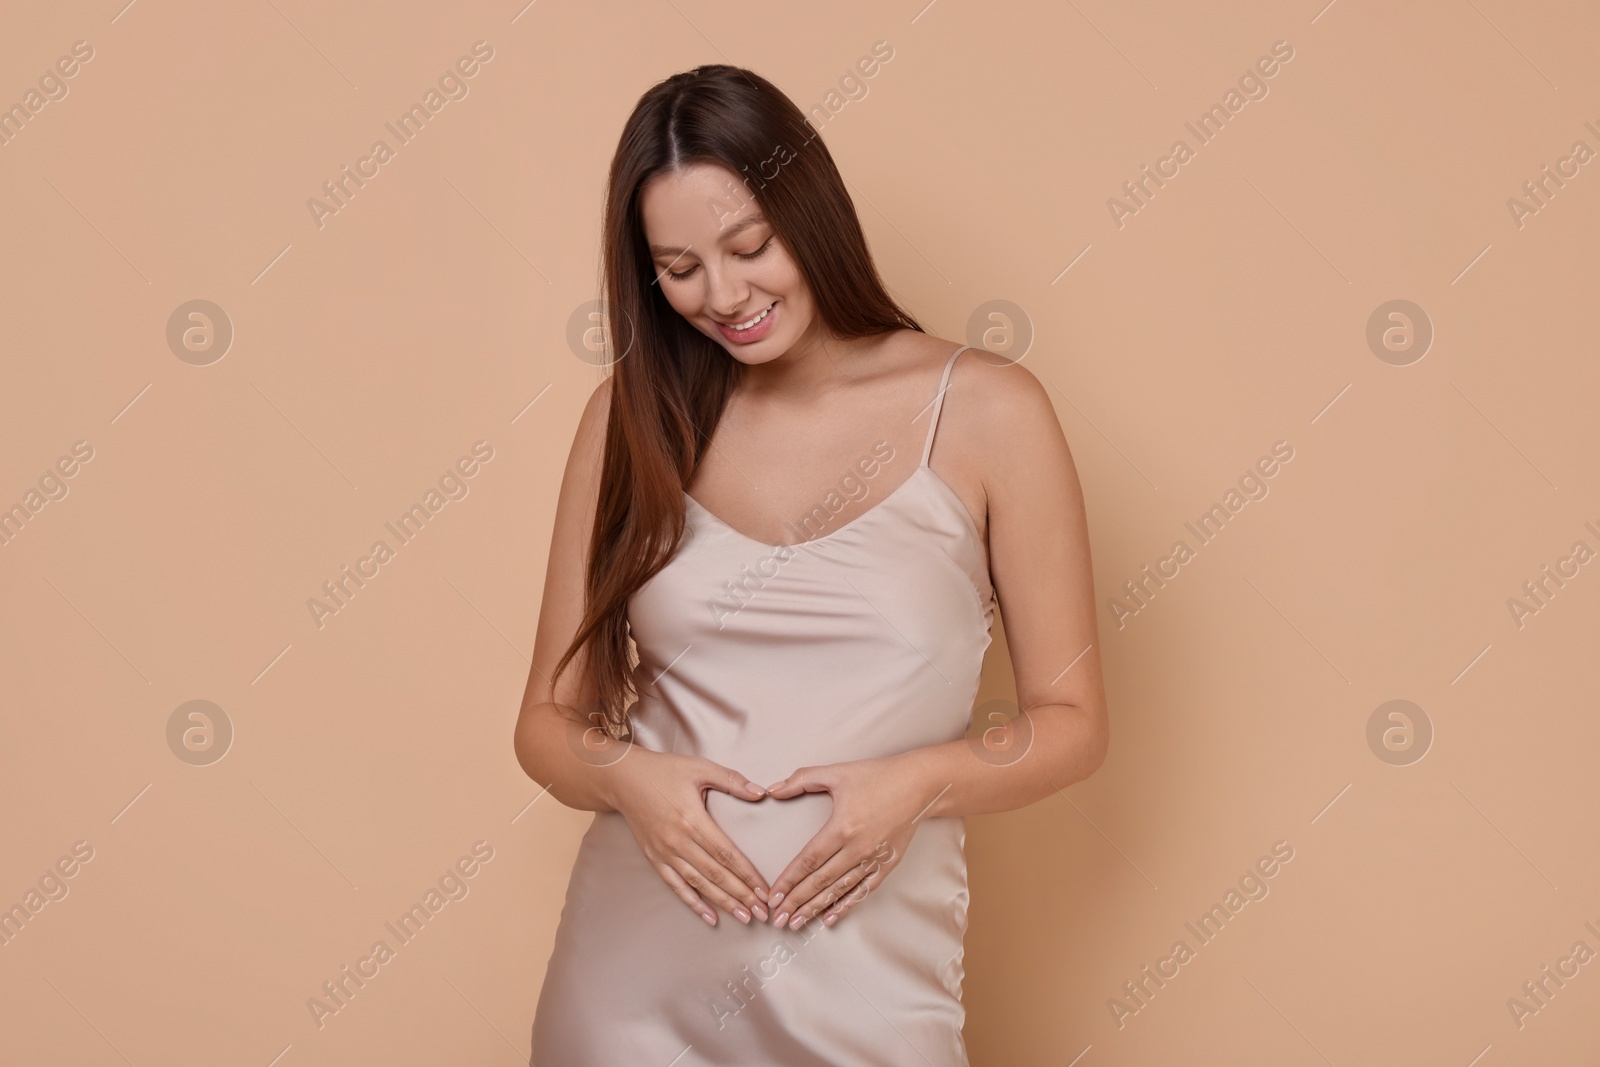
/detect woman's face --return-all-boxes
[640,162,818,365]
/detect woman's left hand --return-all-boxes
[762,754,941,929]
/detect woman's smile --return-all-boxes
[713,300,778,344]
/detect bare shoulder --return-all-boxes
[550,373,616,550]
[906,337,1073,547]
[949,346,1055,424]
[581,373,615,431]
[938,345,1070,493]
[568,374,614,471]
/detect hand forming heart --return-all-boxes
[760,754,937,930]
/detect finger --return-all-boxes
[821,862,892,926]
[654,862,718,926]
[770,841,852,926]
[781,838,899,927]
[685,816,772,909]
[668,855,756,924]
[692,767,773,914]
[680,838,769,922]
[671,805,771,911]
[764,765,831,799]
[701,761,769,803]
[786,857,873,929]
[767,830,845,920]
[648,777,771,910]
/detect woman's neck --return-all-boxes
[735,327,897,400]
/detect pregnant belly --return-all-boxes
[705,788,834,887]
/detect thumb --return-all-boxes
[704,761,768,800]
[765,766,817,797]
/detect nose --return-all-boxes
[705,264,749,321]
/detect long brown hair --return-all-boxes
[554,63,924,738]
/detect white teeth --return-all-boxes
[729,303,773,331]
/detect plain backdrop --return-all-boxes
[1,1,1597,1064]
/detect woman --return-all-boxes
[516,63,1108,1066]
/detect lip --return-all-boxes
[714,300,777,345]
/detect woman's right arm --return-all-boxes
[512,374,620,812]
[512,377,774,925]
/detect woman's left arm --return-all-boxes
[763,359,1110,929]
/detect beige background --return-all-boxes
[2,0,1597,1063]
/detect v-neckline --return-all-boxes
[683,465,933,552]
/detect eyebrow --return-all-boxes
[648,214,769,257]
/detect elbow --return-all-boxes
[1081,703,1111,778]
[512,703,602,812]
[512,727,537,785]
[512,710,548,786]
[1089,729,1109,777]
[513,721,575,810]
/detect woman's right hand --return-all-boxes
[609,748,773,926]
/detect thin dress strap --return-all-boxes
[920,345,971,467]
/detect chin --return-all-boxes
[706,323,788,360]
[723,342,788,366]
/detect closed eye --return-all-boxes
[664,236,774,281]
[737,236,774,261]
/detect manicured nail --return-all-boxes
[734,906,751,923]
[748,782,767,796]
[790,914,808,930]
[773,910,789,927]
[823,913,838,926]
[769,890,784,908]
[701,910,717,926]
[753,903,769,921]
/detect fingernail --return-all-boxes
[790,914,808,930]
[773,910,789,927]
[701,910,717,926]
[823,913,838,926]
[748,782,767,796]
[753,903,769,921]
[769,890,785,908]
[734,906,751,923]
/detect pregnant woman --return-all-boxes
[516,64,1108,1066]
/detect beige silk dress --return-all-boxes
[532,344,995,1066]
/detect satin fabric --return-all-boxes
[532,345,994,1066]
